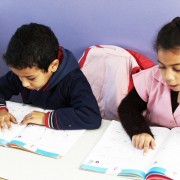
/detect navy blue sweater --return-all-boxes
[0,47,102,130]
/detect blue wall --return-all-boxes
[0,0,180,76]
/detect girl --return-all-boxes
[118,17,180,154]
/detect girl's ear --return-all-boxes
[49,59,59,73]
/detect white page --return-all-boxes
[10,124,85,157]
[5,101,85,158]
[0,124,26,146]
[81,120,170,178]
[147,127,180,179]
[6,101,45,123]
[0,101,44,145]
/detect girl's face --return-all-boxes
[158,48,180,91]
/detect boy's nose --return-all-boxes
[20,78,30,87]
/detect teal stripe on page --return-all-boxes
[9,140,59,158]
[9,140,26,146]
[80,164,107,173]
[119,169,146,178]
[36,149,59,158]
[147,167,166,175]
[0,139,8,146]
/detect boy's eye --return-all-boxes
[27,77,35,81]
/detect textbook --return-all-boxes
[0,101,85,158]
[0,177,7,180]
[80,120,180,180]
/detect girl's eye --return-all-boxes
[174,69,180,72]
[158,66,165,69]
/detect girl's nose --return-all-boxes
[165,70,175,81]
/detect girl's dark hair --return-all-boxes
[154,17,180,51]
[3,23,60,72]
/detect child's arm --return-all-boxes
[0,72,23,129]
[118,88,155,153]
[0,71,21,101]
[45,70,102,130]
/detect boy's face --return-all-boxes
[10,59,59,91]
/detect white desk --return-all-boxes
[0,120,126,180]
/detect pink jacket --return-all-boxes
[79,45,154,120]
[133,65,180,128]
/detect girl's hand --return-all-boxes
[132,133,156,155]
[21,111,46,126]
[0,110,17,130]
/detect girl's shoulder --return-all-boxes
[133,65,162,81]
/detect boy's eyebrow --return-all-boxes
[157,60,180,66]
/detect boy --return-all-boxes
[0,23,101,130]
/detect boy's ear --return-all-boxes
[49,59,59,72]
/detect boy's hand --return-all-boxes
[21,111,46,126]
[0,110,17,130]
[132,133,156,155]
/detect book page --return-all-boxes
[6,101,45,123]
[9,124,85,158]
[0,101,43,146]
[80,120,170,179]
[3,101,85,158]
[147,127,180,180]
[0,177,8,180]
[0,124,26,146]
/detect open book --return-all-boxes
[0,177,7,180]
[80,120,180,180]
[0,101,85,158]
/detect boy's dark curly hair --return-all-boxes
[3,23,60,72]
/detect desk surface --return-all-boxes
[0,120,127,180]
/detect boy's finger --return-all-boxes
[151,139,156,149]
[0,121,4,131]
[20,120,25,125]
[20,118,30,125]
[10,114,17,124]
[4,116,12,129]
[6,120,12,129]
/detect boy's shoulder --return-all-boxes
[63,69,87,82]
